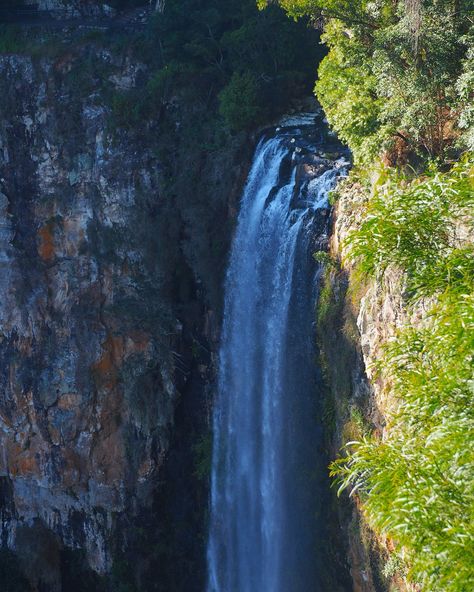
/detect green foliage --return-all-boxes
[371,6,469,160]
[109,61,190,128]
[193,431,213,481]
[344,158,474,297]
[147,61,189,101]
[261,0,473,162]
[109,91,136,128]
[218,71,263,130]
[330,156,474,591]
[347,406,370,439]
[0,25,71,60]
[0,26,26,54]
[316,24,384,163]
[313,250,337,266]
[457,31,474,150]
[316,266,335,329]
[258,0,372,25]
[146,0,321,131]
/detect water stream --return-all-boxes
[207,125,348,592]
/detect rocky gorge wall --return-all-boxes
[317,179,427,592]
[21,1,142,17]
[0,35,251,591]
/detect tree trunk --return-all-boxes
[405,0,422,56]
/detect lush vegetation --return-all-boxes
[150,0,321,130]
[260,1,473,590]
[259,0,473,163]
[104,0,322,131]
[333,159,474,591]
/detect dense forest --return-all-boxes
[259,1,473,590]
[93,0,323,132]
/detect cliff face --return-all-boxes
[22,1,120,17]
[0,50,169,574]
[319,180,425,592]
[332,182,431,434]
[0,39,250,590]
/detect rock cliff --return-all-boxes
[0,34,250,591]
[318,178,428,592]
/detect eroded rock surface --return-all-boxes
[0,36,251,588]
[0,51,179,576]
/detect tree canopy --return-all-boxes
[148,0,323,130]
[259,0,474,163]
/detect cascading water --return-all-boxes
[207,122,349,592]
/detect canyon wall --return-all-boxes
[318,179,426,592]
[0,36,251,591]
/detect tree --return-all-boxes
[258,0,474,162]
[218,71,263,130]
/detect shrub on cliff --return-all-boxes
[330,157,474,591]
[218,71,263,130]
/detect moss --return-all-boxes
[342,405,371,444]
[0,25,28,54]
[192,431,213,482]
[63,54,114,98]
[316,266,365,444]
[0,25,67,59]
[316,262,390,590]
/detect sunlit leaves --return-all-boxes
[332,158,474,590]
[316,20,384,164]
[259,1,473,160]
[344,158,474,297]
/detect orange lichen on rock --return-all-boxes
[91,428,126,484]
[124,330,151,355]
[38,223,56,261]
[92,334,125,389]
[93,332,152,390]
[10,451,41,478]
[57,392,81,411]
[61,448,88,490]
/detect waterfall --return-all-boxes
[207,126,348,592]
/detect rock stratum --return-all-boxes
[0,35,250,590]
